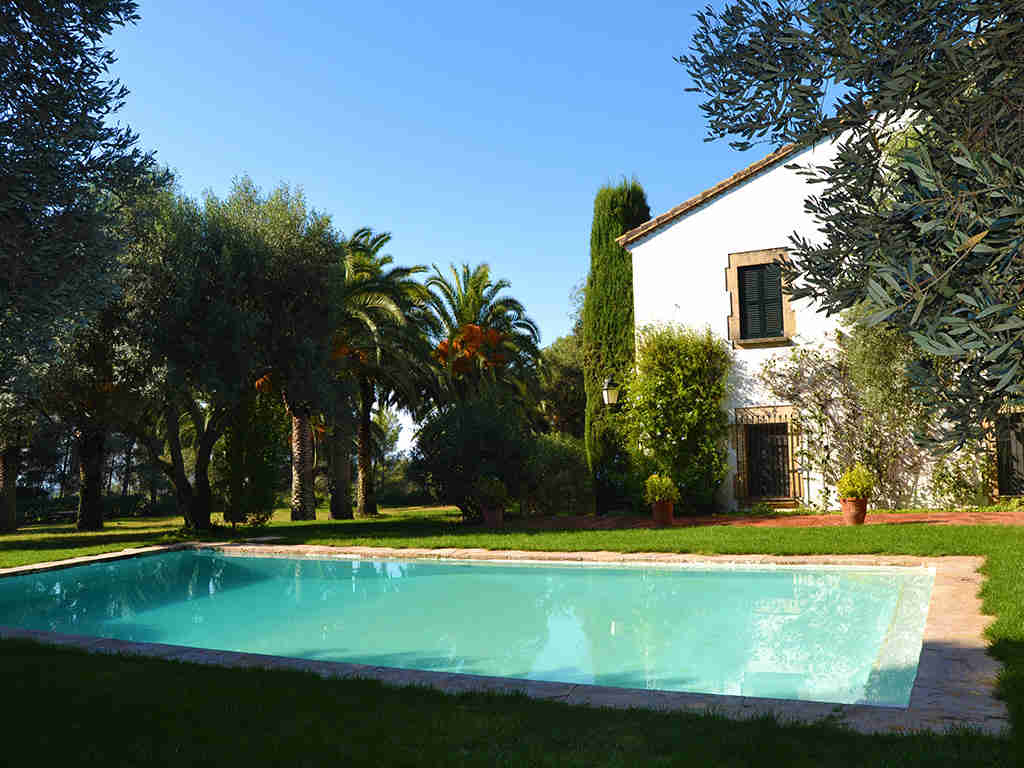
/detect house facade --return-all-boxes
[618,141,847,511]
[619,142,1024,510]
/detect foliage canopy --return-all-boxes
[1,1,162,393]
[681,1,1024,446]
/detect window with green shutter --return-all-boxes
[738,263,784,339]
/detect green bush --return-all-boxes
[17,494,75,523]
[376,458,435,507]
[136,495,178,518]
[470,475,509,511]
[837,463,875,500]
[211,392,288,527]
[930,443,994,507]
[624,324,733,512]
[103,494,142,519]
[644,474,679,504]
[523,433,594,516]
[410,395,529,523]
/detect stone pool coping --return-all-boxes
[0,543,1010,736]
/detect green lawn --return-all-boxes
[1,505,1022,765]
[1,639,1011,768]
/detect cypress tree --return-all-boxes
[582,179,650,513]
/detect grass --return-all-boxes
[2,639,1013,767]
[2,504,1022,765]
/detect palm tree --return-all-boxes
[425,263,541,398]
[271,224,420,521]
[331,229,433,518]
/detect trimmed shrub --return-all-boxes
[644,474,679,504]
[137,495,178,518]
[624,324,733,512]
[523,433,594,516]
[837,463,875,500]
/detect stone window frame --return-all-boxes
[725,248,796,348]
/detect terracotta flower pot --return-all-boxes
[483,506,504,528]
[839,498,868,526]
[652,500,674,527]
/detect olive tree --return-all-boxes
[1,1,162,394]
[681,1,1024,447]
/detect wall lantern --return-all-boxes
[601,376,620,407]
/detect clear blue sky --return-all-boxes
[107,0,753,346]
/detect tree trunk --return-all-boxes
[290,408,315,520]
[226,401,247,526]
[77,428,106,531]
[63,437,81,500]
[0,445,20,532]
[191,432,215,531]
[329,402,354,520]
[356,376,377,517]
[105,450,115,494]
[58,437,70,501]
[165,402,195,528]
[122,439,134,497]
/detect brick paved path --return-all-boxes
[521,507,1024,530]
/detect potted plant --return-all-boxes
[644,474,679,527]
[836,463,874,525]
[473,475,509,528]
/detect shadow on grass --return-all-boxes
[0,530,179,554]
[0,636,1016,767]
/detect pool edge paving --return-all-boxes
[0,543,1010,736]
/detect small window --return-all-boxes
[738,263,783,339]
[726,249,794,348]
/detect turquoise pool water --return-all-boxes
[0,551,933,706]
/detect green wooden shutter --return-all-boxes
[763,263,783,337]
[739,265,763,338]
[739,263,784,339]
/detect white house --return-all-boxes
[619,141,1024,511]
[617,142,846,511]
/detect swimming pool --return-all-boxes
[0,550,933,707]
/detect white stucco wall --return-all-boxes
[627,142,842,510]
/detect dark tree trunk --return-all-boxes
[290,407,315,520]
[77,428,106,531]
[329,400,354,520]
[165,402,195,528]
[356,376,377,518]
[0,445,20,532]
[165,398,225,532]
[225,401,247,526]
[191,431,215,531]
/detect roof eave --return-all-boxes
[616,143,803,249]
